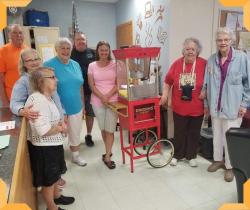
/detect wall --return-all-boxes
[169,0,242,63]
[116,0,170,81]
[24,0,116,49]
[168,0,215,63]
[116,0,243,72]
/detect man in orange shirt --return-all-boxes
[0,24,26,106]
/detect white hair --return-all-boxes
[216,27,235,41]
[182,37,202,56]
[55,37,73,51]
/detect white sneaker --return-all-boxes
[189,159,198,167]
[170,158,178,166]
[72,156,87,167]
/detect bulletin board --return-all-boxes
[38,44,56,62]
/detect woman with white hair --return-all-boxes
[203,27,250,182]
[44,37,86,167]
[160,37,207,167]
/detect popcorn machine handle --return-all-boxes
[106,102,128,118]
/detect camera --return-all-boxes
[181,84,193,101]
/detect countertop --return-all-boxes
[0,108,21,199]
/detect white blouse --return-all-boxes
[25,92,64,146]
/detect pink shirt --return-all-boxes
[88,61,118,107]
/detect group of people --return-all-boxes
[0,24,118,210]
[1,23,250,209]
[160,27,250,183]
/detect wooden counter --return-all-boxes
[0,108,37,209]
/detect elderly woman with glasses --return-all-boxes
[44,37,86,167]
[10,48,64,120]
[26,67,74,210]
[203,27,250,182]
[160,37,207,167]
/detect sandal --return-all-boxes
[103,160,116,169]
[102,153,113,160]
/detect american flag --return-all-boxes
[72,1,79,37]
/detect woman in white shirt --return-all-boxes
[26,67,74,210]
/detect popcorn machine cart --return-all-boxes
[109,47,162,173]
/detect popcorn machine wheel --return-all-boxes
[108,47,174,172]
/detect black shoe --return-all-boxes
[85,135,94,147]
[54,195,75,205]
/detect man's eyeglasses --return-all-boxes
[24,58,41,63]
[43,75,56,80]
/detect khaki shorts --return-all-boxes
[92,105,118,133]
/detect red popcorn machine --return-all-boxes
[108,47,174,173]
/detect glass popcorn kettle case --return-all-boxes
[113,47,160,101]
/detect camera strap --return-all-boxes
[182,59,196,79]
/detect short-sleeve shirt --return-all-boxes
[25,92,64,146]
[164,57,207,116]
[0,43,26,100]
[44,57,84,115]
[71,48,96,95]
[88,61,118,107]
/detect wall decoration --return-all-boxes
[145,1,153,19]
[145,23,153,47]
[137,14,143,31]
[157,26,167,45]
[135,32,141,45]
[155,5,165,23]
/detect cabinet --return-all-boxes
[22,26,59,48]
[21,26,60,61]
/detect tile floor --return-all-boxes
[38,122,237,210]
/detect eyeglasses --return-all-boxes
[43,75,56,80]
[216,38,231,43]
[24,58,41,63]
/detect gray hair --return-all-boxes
[182,37,202,56]
[19,48,41,75]
[74,31,86,39]
[29,67,54,93]
[216,27,235,41]
[55,37,73,51]
[7,24,22,34]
